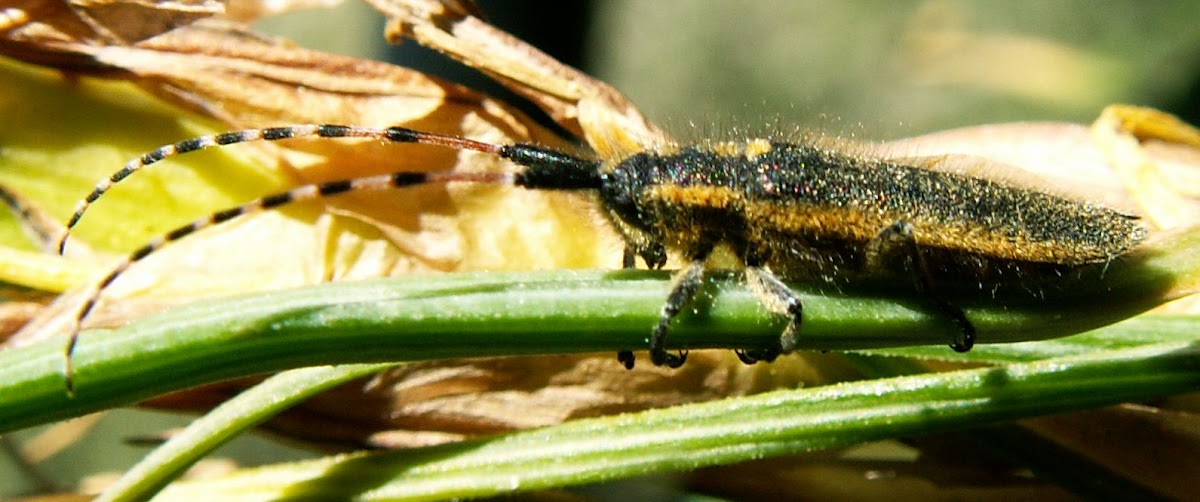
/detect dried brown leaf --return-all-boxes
[1022,404,1200,500]
[366,0,671,158]
[1,7,617,319]
[0,296,51,341]
[142,351,860,450]
[222,0,348,23]
[69,0,221,43]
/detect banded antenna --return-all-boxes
[58,124,605,394]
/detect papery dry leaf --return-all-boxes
[0,293,51,340]
[366,0,672,158]
[143,351,861,450]
[2,0,636,437]
[1022,404,1200,500]
[0,0,220,53]
[1092,105,1200,231]
[69,0,222,43]
[2,9,621,333]
[222,0,348,23]
[1,0,103,44]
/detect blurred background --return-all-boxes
[258,0,1200,139]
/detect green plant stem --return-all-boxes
[0,258,1180,434]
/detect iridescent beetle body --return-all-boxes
[591,139,1144,366]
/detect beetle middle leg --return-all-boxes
[739,249,803,364]
[866,221,976,352]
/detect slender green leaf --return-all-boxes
[148,341,1200,501]
[96,364,392,502]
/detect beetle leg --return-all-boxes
[866,221,976,352]
[741,260,802,363]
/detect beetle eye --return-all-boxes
[600,167,653,230]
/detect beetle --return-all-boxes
[57,124,1147,392]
